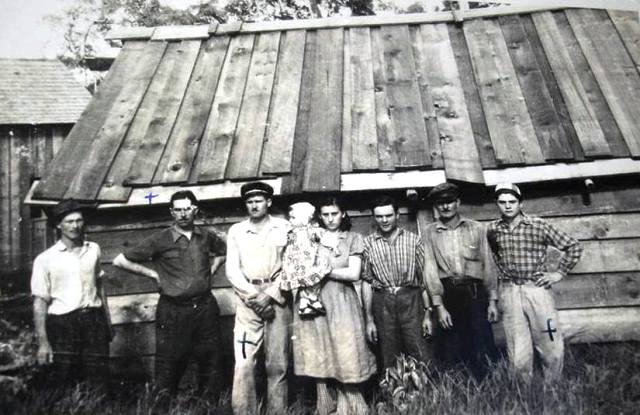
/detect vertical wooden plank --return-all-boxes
[409,26,443,170]
[414,23,484,183]
[499,15,575,161]
[0,127,12,269]
[370,27,397,171]
[343,27,379,172]
[123,36,230,187]
[342,29,353,173]
[447,24,497,168]
[51,125,66,158]
[260,30,306,175]
[33,126,48,179]
[550,11,628,158]
[226,32,280,179]
[64,41,167,200]
[464,18,545,166]
[566,9,640,158]
[189,34,254,184]
[520,15,586,161]
[33,41,149,200]
[99,40,201,201]
[609,10,640,71]
[303,28,343,192]
[379,25,431,168]
[281,31,316,194]
[531,12,612,158]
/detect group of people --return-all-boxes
[31,180,583,414]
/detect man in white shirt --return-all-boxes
[31,199,111,386]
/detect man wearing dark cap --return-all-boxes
[226,181,291,414]
[113,190,226,399]
[423,183,498,379]
[31,199,111,387]
[488,183,582,381]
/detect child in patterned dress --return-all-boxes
[281,202,338,317]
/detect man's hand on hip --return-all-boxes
[534,271,563,288]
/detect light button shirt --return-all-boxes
[226,215,290,304]
[423,217,498,306]
[31,240,103,315]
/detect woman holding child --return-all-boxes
[291,197,376,415]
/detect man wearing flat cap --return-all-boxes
[113,190,226,399]
[488,183,582,381]
[226,181,292,414]
[423,183,498,379]
[31,199,111,387]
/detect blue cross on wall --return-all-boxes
[144,191,159,204]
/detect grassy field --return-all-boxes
[1,341,638,414]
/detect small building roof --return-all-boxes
[27,6,640,206]
[0,59,91,125]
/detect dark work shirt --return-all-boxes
[124,226,226,298]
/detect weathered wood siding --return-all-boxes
[80,179,640,379]
[34,10,640,202]
[0,124,70,273]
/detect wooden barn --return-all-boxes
[25,2,640,380]
[0,59,90,279]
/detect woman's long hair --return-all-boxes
[316,197,352,231]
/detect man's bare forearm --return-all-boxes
[33,297,49,344]
[113,253,159,281]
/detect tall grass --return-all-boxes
[1,342,638,414]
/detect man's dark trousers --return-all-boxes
[371,287,429,368]
[438,279,498,379]
[155,293,222,398]
[46,307,110,386]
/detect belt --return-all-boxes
[373,286,419,295]
[442,277,481,287]
[160,292,212,306]
[68,307,101,315]
[500,278,537,286]
[248,276,276,285]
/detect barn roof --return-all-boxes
[0,59,91,125]
[28,6,640,206]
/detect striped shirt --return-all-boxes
[487,213,582,280]
[362,228,425,289]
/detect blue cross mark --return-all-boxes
[144,191,159,204]
[542,318,557,341]
[238,332,258,359]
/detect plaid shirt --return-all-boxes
[487,213,582,280]
[362,227,425,289]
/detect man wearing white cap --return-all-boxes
[487,183,583,381]
[226,181,292,414]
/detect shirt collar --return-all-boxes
[170,225,202,242]
[498,212,531,229]
[373,227,405,240]
[54,240,89,253]
[245,215,281,234]
[435,215,467,231]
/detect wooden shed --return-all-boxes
[0,59,90,277]
[25,3,640,379]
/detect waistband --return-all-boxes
[52,306,102,316]
[500,278,537,286]
[160,292,213,306]
[247,275,277,285]
[442,277,482,287]
[373,286,421,295]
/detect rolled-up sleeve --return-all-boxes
[123,234,158,262]
[479,223,498,301]
[423,230,445,306]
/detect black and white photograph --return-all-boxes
[1,0,639,413]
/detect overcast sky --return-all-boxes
[0,0,204,59]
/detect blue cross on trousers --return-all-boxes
[238,332,258,359]
[542,318,557,341]
[144,191,158,204]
